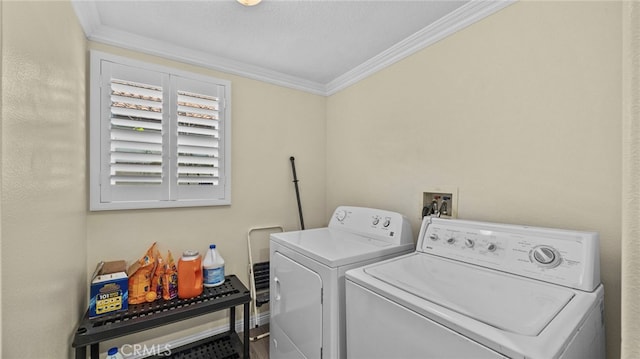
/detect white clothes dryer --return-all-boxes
[346,216,605,359]
[269,206,414,359]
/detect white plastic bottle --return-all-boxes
[106,347,124,359]
[203,244,225,287]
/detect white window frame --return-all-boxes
[89,50,231,211]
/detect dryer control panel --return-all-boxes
[328,206,414,245]
[417,217,601,292]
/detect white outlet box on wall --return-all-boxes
[422,187,459,219]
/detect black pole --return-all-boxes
[290,156,305,230]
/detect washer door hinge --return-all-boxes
[320,288,323,304]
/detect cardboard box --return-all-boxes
[89,260,128,318]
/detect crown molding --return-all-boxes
[72,0,514,97]
[325,0,516,95]
[89,25,327,95]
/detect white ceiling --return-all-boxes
[72,0,513,96]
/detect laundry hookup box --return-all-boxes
[89,260,128,318]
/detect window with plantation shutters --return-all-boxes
[90,51,231,210]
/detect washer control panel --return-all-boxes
[329,206,413,245]
[418,217,601,291]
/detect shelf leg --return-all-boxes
[90,344,99,359]
[75,346,86,359]
[244,303,250,358]
[230,306,236,332]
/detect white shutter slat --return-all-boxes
[178,135,219,149]
[111,151,162,165]
[177,179,218,185]
[111,128,162,144]
[111,163,163,175]
[110,77,164,186]
[111,140,162,154]
[111,94,161,110]
[111,107,163,120]
[179,181,217,187]
[178,156,218,166]
[177,104,218,119]
[177,91,218,105]
[177,125,218,138]
[111,118,162,132]
[111,176,163,185]
[178,115,218,129]
[112,81,163,99]
[178,167,217,176]
[178,145,218,157]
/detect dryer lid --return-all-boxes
[271,228,413,267]
[363,253,575,336]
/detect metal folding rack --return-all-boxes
[72,275,251,359]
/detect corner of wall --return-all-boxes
[0,0,4,355]
[621,1,640,358]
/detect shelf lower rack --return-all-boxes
[72,275,251,359]
[147,331,244,359]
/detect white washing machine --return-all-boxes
[269,206,414,359]
[346,216,605,359]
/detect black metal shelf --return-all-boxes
[72,275,251,359]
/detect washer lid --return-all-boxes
[363,253,575,336]
[270,228,412,267]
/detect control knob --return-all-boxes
[383,218,391,227]
[372,217,380,225]
[464,238,474,248]
[487,243,497,252]
[530,246,562,268]
[335,210,347,222]
[429,234,439,241]
[446,237,456,245]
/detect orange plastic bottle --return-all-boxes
[178,250,203,299]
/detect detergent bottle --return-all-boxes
[203,244,225,287]
[178,250,203,298]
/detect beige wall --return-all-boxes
[0,0,4,355]
[1,1,87,358]
[327,1,622,358]
[622,1,640,357]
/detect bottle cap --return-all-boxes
[182,250,199,258]
[210,244,216,249]
[108,347,118,355]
